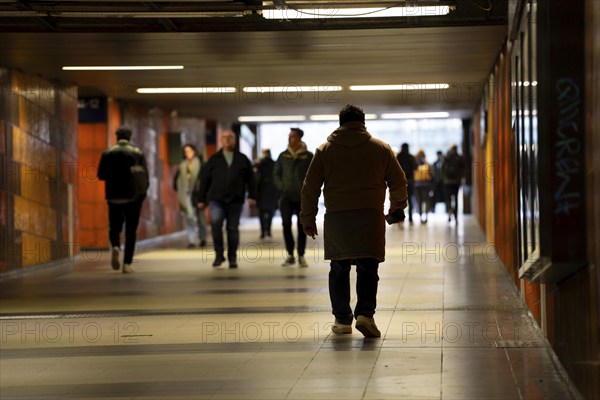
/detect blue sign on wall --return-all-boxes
[78,97,107,123]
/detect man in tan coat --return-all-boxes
[300,105,408,338]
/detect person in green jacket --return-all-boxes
[274,128,313,267]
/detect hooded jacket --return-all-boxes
[273,142,313,202]
[300,121,408,261]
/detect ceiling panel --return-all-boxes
[0,2,508,121]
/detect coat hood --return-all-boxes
[327,121,372,148]
[287,141,308,157]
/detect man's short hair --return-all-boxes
[116,127,132,140]
[290,128,304,138]
[339,104,365,125]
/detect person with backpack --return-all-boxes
[413,150,434,223]
[442,144,466,223]
[97,127,149,273]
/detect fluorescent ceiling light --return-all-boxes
[238,115,307,122]
[349,84,450,91]
[381,112,450,119]
[63,65,184,71]
[137,87,236,94]
[309,114,377,121]
[309,114,340,121]
[264,6,450,19]
[243,86,342,93]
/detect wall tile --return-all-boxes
[21,232,52,267]
[12,126,57,178]
[20,171,52,206]
[0,122,5,155]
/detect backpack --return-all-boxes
[444,157,461,180]
[130,163,149,199]
[414,163,432,182]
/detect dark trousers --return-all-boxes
[209,201,243,263]
[279,197,306,257]
[444,184,460,219]
[259,209,275,237]
[406,183,415,221]
[108,199,143,264]
[414,185,431,216]
[329,258,380,325]
[433,181,445,205]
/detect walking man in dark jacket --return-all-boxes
[442,144,466,224]
[194,130,256,268]
[97,127,149,274]
[254,149,279,240]
[396,143,417,224]
[274,128,313,267]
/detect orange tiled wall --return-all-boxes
[77,122,110,248]
[0,68,78,272]
[77,102,182,249]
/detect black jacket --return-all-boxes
[255,156,279,211]
[193,149,257,204]
[97,139,148,201]
[396,151,417,184]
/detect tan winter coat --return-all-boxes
[300,121,408,261]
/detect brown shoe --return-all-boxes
[355,315,381,338]
[332,319,352,334]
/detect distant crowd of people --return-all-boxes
[396,143,466,224]
[97,105,465,338]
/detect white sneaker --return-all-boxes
[281,255,295,267]
[122,263,135,274]
[331,319,352,334]
[298,256,308,268]
[355,315,381,338]
[111,247,120,270]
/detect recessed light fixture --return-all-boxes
[513,81,538,87]
[380,112,450,119]
[137,87,236,94]
[63,65,184,71]
[349,84,450,91]
[243,86,342,93]
[264,6,451,19]
[238,115,307,122]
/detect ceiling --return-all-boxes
[0,1,508,122]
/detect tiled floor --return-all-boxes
[0,214,579,399]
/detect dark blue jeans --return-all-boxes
[209,201,243,263]
[329,258,380,325]
[279,197,306,257]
